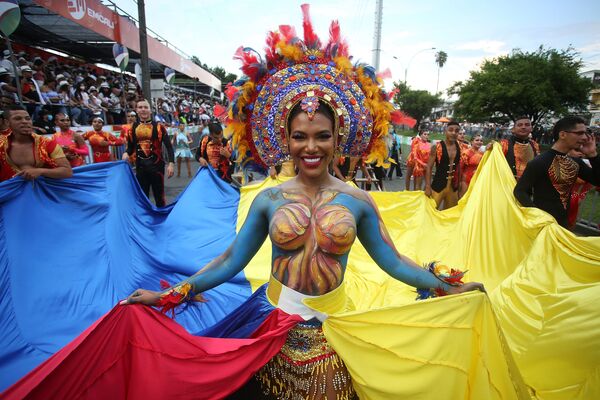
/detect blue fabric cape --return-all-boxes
[0,162,252,390]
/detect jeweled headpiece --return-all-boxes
[225,4,414,167]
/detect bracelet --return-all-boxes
[156,279,206,317]
[416,261,465,300]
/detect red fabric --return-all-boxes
[3,305,302,400]
[567,179,594,228]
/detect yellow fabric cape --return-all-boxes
[236,144,600,400]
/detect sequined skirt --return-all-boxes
[255,321,357,400]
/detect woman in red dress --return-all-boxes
[409,130,430,190]
[461,134,484,192]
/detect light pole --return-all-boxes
[403,47,436,85]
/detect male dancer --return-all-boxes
[425,121,463,210]
[122,99,174,207]
[501,116,539,180]
[514,116,599,228]
[0,105,72,182]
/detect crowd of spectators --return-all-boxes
[0,47,219,134]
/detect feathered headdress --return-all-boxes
[225,4,415,167]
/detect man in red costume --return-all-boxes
[83,117,124,163]
[0,106,72,182]
[122,99,174,207]
[53,112,89,167]
[501,116,539,180]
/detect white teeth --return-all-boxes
[304,157,321,163]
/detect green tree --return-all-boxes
[393,82,442,130]
[190,56,208,70]
[210,66,238,89]
[190,57,238,91]
[435,50,448,95]
[450,46,591,124]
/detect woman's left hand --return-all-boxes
[449,282,486,295]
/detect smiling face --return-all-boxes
[288,110,335,180]
[92,118,103,131]
[472,135,483,149]
[136,100,151,121]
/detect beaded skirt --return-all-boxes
[255,321,357,400]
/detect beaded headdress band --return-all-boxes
[225,4,415,167]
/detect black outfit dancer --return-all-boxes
[430,140,461,209]
[514,149,600,227]
[126,120,175,207]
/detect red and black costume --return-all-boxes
[126,121,174,207]
[432,140,461,193]
[501,136,540,180]
[514,149,600,227]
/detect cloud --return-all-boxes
[454,40,507,55]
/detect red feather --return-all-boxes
[391,110,416,128]
[156,291,185,318]
[224,83,238,102]
[329,20,340,44]
[233,46,262,80]
[377,68,392,80]
[326,20,348,57]
[159,279,171,290]
[279,25,298,43]
[214,104,227,122]
[265,31,281,62]
[301,3,321,48]
[387,88,399,101]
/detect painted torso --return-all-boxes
[254,181,387,297]
[268,189,357,295]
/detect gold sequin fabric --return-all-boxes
[514,141,535,179]
[548,155,579,208]
[255,323,357,400]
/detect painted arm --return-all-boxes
[356,193,456,293]
[123,189,271,305]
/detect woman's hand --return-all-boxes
[448,282,486,295]
[120,289,161,306]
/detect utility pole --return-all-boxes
[137,0,151,102]
[371,0,383,71]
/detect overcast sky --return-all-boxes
[114,0,600,95]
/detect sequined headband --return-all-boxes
[225,4,415,168]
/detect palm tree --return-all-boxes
[435,51,448,95]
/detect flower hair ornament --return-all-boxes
[225,3,415,168]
